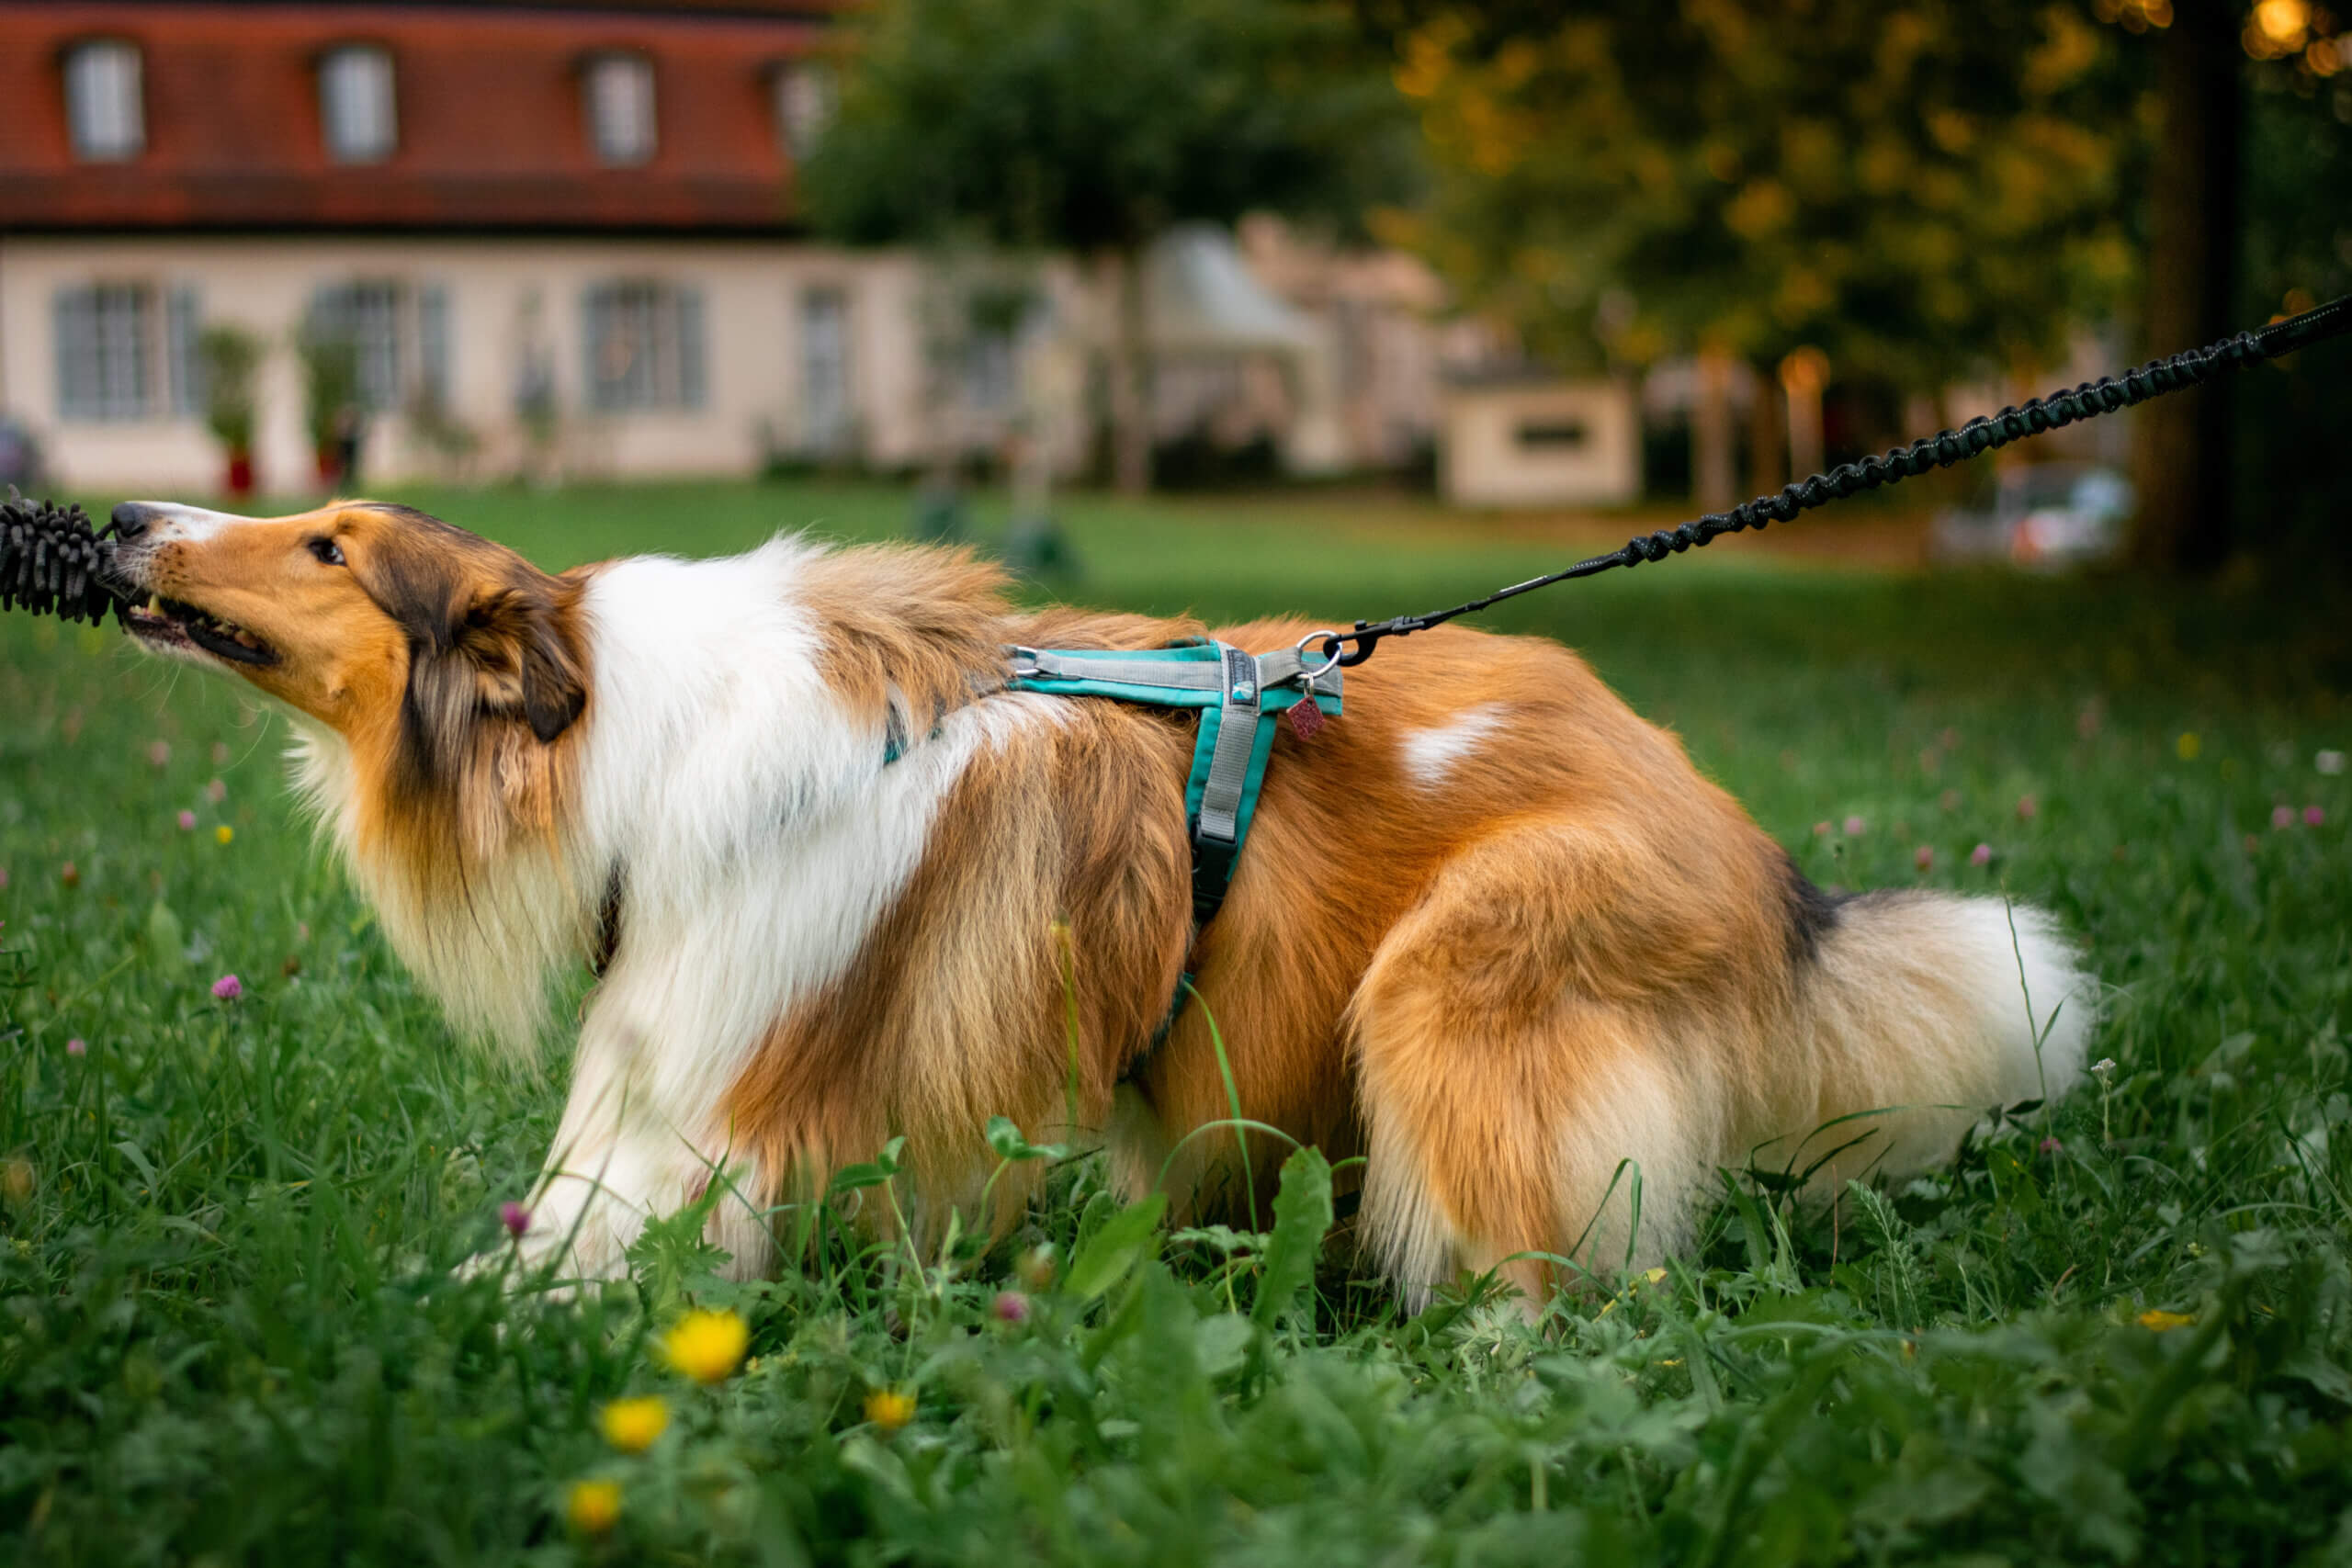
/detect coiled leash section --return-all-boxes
[1317,292,2352,670]
[0,490,132,627]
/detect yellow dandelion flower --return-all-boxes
[566,1478,622,1535]
[661,1308,749,1384]
[2138,1308,2195,1332]
[214,824,234,845]
[2176,733,2201,762]
[598,1395,669,1453]
[865,1388,916,1432]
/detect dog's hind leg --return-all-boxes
[1349,820,1727,1310]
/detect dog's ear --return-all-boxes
[454,585,586,743]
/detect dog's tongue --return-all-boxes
[0,490,134,627]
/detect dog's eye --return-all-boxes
[308,536,345,567]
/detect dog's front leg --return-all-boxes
[490,1029,775,1289]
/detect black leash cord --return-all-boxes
[1321,293,2352,669]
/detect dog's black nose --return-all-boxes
[110,502,153,541]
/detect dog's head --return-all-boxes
[112,499,588,780]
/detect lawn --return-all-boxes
[4,478,2351,1564]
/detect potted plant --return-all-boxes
[197,325,262,500]
[298,332,362,489]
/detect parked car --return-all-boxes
[1930,462,2133,570]
[0,416,45,493]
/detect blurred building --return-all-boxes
[0,0,897,492]
[0,0,1475,497]
[1439,373,1640,509]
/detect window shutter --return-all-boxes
[166,287,202,417]
[675,286,706,410]
[418,285,450,408]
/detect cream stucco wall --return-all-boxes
[0,234,936,496]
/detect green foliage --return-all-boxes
[6,479,2352,1562]
[1252,1147,1334,1330]
[1380,2,2139,383]
[296,333,360,454]
[193,327,262,456]
[800,0,1411,253]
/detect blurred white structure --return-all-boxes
[0,235,939,493]
[1439,376,1641,508]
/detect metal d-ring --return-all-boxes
[1295,629,1342,685]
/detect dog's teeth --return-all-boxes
[146,593,161,614]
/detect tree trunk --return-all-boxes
[1105,243,1153,495]
[1781,347,1830,482]
[2131,0,2242,573]
[1747,361,1784,495]
[1691,348,1736,513]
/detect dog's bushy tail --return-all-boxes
[1781,892,2096,1184]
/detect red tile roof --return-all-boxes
[0,2,847,232]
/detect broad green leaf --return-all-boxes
[145,900,186,970]
[1064,1192,1167,1303]
[1251,1145,1332,1328]
[984,1115,1068,1164]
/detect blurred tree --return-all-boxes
[800,0,1409,493]
[2105,0,2346,572]
[1368,0,2347,568]
[1363,2,2140,509]
[2229,17,2352,579]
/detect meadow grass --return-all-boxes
[4,478,2351,1564]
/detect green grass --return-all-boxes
[5,479,2352,1564]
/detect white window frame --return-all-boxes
[583,53,657,166]
[799,285,854,453]
[62,39,144,162]
[306,280,452,412]
[54,282,199,423]
[319,44,397,164]
[583,281,706,412]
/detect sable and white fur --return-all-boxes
[110,499,2096,1301]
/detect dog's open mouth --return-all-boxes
[125,592,279,667]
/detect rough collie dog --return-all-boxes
[108,497,2093,1302]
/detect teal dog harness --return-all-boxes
[1008,638,1343,925]
[1003,637,1344,1056]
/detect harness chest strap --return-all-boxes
[1006,639,1343,1054]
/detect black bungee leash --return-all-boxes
[1310,293,2352,671]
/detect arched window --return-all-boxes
[62,39,143,161]
[320,45,397,164]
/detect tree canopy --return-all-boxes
[801,0,1408,253]
[1374,1,2141,390]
